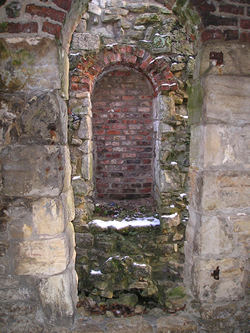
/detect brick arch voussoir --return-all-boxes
[71,45,178,96]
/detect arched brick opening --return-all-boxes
[92,67,155,201]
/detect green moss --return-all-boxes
[0,40,9,59]
[166,286,186,299]
[0,22,8,33]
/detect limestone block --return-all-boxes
[200,41,250,76]
[193,257,246,302]
[39,266,78,325]
[187,168,203,211]
[6,201,33,240]
[200,215,233,257]
[1,145,66,197]
[71,33,100,51]
[0,285,33,303]
[88,3,102,15]
[81,153,93,181]
[14,236,69,275]
[159,170,180,192]
[156,314,198,332]
[61,188,75,222]
[204,75,250,125]
[0,38,60,92]
[161,212,180,228]
[32,198,65,236]
[78,139,93,154]
[105,316,153,333]
[62,145,72,192]
[231,212,250,253]
[22,92,67,145]
[78,115,92,139]
[203,124,250,169]
[189,125,204,168]
[201,171,250,211]
[0,91,68,145]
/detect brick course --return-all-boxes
[92,69,154,200]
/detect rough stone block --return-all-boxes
[200,215,233,256]
[193,257,246,302]
[156,314,198,332]
[81,153,93,181]
[203,124,250,168]
[14,236,69,275]
[204,75,250,125]
[201,171,250,211]
[78,115,92,139]
[0,38,60,92]
[105,316,153,333]
[189,125,204,168]
[1,145,66,197]
[39,266,78,325]
[32,198,65,236]
[71,33,100,51]
[0,91,67,145]
[60,188,75,222]
[200,42,250,76]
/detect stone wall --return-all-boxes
[0,0,249,331]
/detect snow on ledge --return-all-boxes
[89,216,160,230]
[90,270,102,275]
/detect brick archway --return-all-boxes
[70,45,178,96]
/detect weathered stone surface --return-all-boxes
[1,145,66,197]
[78,115,92,139]
[14,236,69,275]
[200,215,233,256]
[203,124,250,168]
[71,33,100,50]
[0,38,60,91]
[156,314,198,332]
[6,200,33,240]
[200,41,250,76]
[105,316,153,333]
[193,258,246,302]
[201,171,250,211]
[32,198,65,236]
[39,266,77,325]
[81,153,93,180]
[61,188,75,222]
[204,75,250,125]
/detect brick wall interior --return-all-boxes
[92,68,154,200]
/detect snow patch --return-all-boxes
[89,216,160,230]
[161,213,178,219]
[90,270,102,275]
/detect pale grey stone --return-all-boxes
[71,33,100,50]
[39,266,77,325]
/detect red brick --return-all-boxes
[203,14,238,27]
[0,22,38,33]
[224,30,239,41]
[219,4,244,15]
[201,29,224,42]
[140,55,154,71]
[240,19,250,29]
[240,32,250,42]
[26,4,66,23]
[52,0,72,11]
[42,21,62,38]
